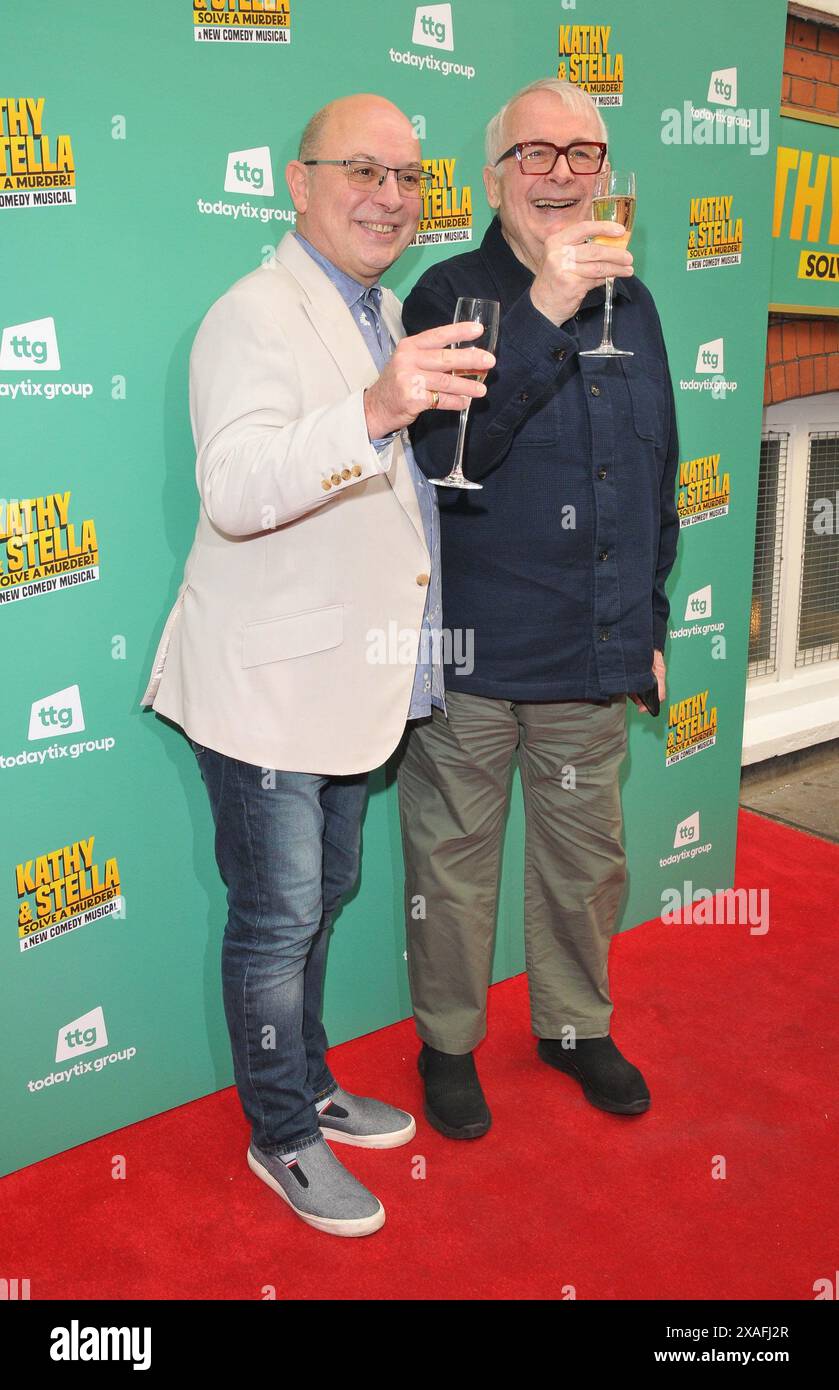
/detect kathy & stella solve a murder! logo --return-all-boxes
[16,836,122,953]
[0,493,99,605]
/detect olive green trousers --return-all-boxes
[396,691,628,1053]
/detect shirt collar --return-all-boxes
[293,231,381,310]
[480,215,633,314]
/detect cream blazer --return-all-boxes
[141,232,432,775]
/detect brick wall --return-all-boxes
[765,314,839,404]
[770,12,839,408]
[782,13,839,115]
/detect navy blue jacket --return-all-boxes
[403,216,680,702]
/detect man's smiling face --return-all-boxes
[288,95,422,287]
[483,90,606,273]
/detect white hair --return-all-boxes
[484,78,608,166]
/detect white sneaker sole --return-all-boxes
[319,1115,417,1149]
[247,1148,385,1238]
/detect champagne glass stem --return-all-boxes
[601,276,615,349]
[447,403,471,482]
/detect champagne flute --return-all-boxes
[429,297,500,491]
[578,170,636,359]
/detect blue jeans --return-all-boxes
[189,740,368,1155]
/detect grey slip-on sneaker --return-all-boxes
[316,1085,416,1149]
[247,1134,385,1237]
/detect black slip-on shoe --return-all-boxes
[417,1043,491,1139]
[537,1035,651,1115]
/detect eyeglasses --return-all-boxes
[495,141,607,176]
[302,159,428,196]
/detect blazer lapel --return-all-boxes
[379,290,406,347]
[274,234,427,553]
[377,288,429,551]
[275,233,377,392]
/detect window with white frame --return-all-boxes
[744,392,839,763]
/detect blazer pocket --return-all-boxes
[241,604,344,668]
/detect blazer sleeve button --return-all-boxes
[321,479,332,491]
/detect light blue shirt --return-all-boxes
[294,232,444,718]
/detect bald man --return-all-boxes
[142,95,494,1237]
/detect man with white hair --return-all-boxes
[398,79,679,1138]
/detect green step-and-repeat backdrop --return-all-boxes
[2,0,786,1176]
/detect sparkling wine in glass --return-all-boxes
[430,297,500,491]
[578,170,636,359]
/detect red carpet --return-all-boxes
[2,809,837,1300]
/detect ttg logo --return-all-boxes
[707,67,737,107]
[685,585,712,621]
[224,147,275,198]
[55,1006,108,1063]
[413,3,454,51]
[674,812,700,849]
[28,684,85,740]
[0,316,61,371]
[696,337,724,374]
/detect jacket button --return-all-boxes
[341,469,351,481]
[518,391,529,403]
[590,384,601,396]
[351,464,362,477]
[599,629,610,642]
[321,479,332,491]
[552,347,566,362]
[597,467,607,480]
[599,549,609,562]
[416,573,430,587]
